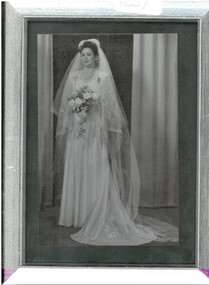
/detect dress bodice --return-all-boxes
[74,70,102,96]
[73,72,102,124]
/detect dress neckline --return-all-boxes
[79,69,97,83]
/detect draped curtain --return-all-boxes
[38,34,178,209]
[131,34,178,207]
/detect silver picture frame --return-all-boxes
[3,0,209,277]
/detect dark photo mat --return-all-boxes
[26,20,197,266]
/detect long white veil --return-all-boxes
[53,38,178,245]
[53,39,140,219]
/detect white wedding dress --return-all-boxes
[57,70,178,246]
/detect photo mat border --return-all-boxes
[26,20,196,267]
[3,1,209,271]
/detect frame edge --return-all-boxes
[3,2,209,270]
[198,11,209,269]
[3,2,25,270]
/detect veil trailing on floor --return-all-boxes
[52,38,178,245]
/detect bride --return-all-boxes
[53,38,178,245]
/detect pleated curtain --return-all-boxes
[131,34,178,207]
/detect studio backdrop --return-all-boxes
[37,33,178,210]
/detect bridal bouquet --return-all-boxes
[68,86,100,138]
[68,86,100,124]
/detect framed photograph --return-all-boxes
[3,0,209,279]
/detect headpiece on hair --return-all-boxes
[78,38,100,49]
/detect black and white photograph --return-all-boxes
[38,34,179,246]
[4,3,209,282]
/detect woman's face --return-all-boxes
[81,47,97,68]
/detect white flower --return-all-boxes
[75,98,82,106]
[79,110,87,119]
[92,93,100,100]
[69,99,76,107]
[83,92,92,100]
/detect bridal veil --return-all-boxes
[52,38,178,245]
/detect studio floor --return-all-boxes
[39,206,179,246]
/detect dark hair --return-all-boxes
[78,40,99,56]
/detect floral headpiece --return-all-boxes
[78,38,100,49]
